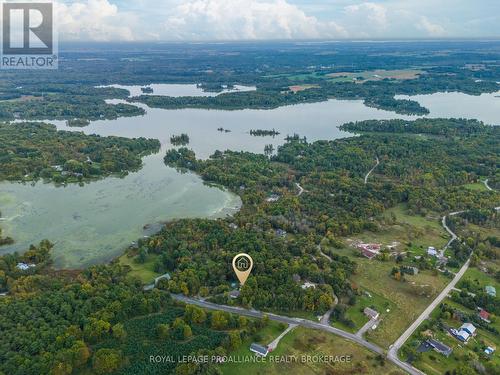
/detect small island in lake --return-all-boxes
[249,128,280,137]
[66,118,90,127]
[217,127,231,133]
[141,86,154,93]
[0,226,14,246]
[170,133,190,145]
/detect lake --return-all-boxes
[1,86,499,268]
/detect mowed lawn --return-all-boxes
[118,252,160,284]
[222,327,405,375]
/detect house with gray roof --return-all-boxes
[250,343,269,357]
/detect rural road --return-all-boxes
[364,157,380,184]
[483,179,493,191]
[295,182,306,196]
[171,294,385,356]
[387,257,470,375]
[387,205,500,374]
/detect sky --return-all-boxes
[29,0,500,41]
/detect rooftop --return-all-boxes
[428,339,453,356]
[364,307,379,319]
[250,343,269,357]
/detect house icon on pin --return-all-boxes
[237,257,249,270]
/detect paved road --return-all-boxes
[387,256,471,374]
[171,294,385,356]
[386,208,500,375]
[364,157,380,184]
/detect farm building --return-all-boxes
[358,243,381,259]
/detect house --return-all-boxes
[229,223,238,230]
[357,243,381,259]
[275,229,287,238]
[292,274,301,283]
[484,347,495,355]
[428,339,453,357]
[485,285,496,297]
[16,262,35,271]
[250,343,269,357]
[52,165,63,172]
[301,282,316,290]
[478,309,491,323]
[266,194,280,202]
[228,290,240,299]
[453,323,476,342]
[461,323,476,336]
[364,307,379,320]
[427,247,438,256]
[455,330,470,342]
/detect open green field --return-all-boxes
[463,182,489,191]
[332,288,395,334]
[222,327,405,375]
[351,204,448,252]
[327,69,423,83]
[118,252,160,284]
[331,246,447,348]
[458,267,500,295]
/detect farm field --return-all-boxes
[222,327,405,375]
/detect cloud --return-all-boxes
[163,0,347,40]
[344,2,388,30]
[54,0,137,41]
[416,16,446,36]
[31,0,499,41]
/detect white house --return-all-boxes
[427,247,438,256]
[16,262,35,271]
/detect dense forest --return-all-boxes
[0,241,285,375]
[0,86,144,121]
[0,122,160,183]
[156,118,500,316]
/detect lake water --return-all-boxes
[396,91,500,125]
[1,86,499,268]
[99,83,257,98]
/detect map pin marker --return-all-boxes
[232,253,253,285]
